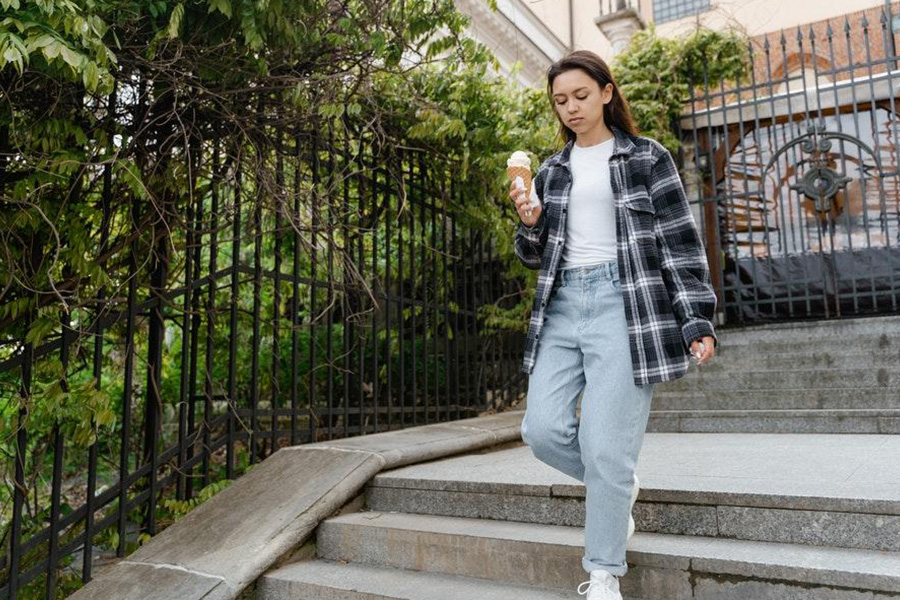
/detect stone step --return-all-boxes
[257,559,579,600]
[315,511,900,598]
[683,350,900,371]
[651,388,900,411]
[716,315,900,343]
[713,335,894,356]
[658,367,898,391]
[365,441,900,553]
[646,408,900,433]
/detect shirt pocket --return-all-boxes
[623,193,661,268]
[623,192,655,216]
[624,192,655,231]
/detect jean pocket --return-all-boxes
[549,282,561,300]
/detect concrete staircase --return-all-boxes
[256,434,900,599]
[649,315,900,433]
[253,316,900,599]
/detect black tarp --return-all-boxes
[722,247,900,323]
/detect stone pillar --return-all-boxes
[594,6,646,57]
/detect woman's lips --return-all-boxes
[569,118,583,125]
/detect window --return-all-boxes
[653,0,710,24]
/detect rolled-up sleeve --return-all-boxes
[514,167,548,270]
[649,146,719,349]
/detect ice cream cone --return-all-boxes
[507,150,535,218]
[507,166,532,201]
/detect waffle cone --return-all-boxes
[507,166,532,201]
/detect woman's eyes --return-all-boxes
[556,96,588,104]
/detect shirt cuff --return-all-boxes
[518,215,544,243]
[681,318,718,350]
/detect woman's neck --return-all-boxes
[575,122,615,148]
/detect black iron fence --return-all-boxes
[0,117,523,598]
[676,4,900,324]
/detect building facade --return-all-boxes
[460,0,900,325]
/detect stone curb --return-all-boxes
[67,410,524,600]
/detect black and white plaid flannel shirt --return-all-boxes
[515,125,718,385]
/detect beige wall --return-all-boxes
[521,0,893,62]
[523,1,572,49]
[650,0,891,38]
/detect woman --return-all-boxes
[509,50,718,600]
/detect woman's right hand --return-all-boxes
[509,180,542,228]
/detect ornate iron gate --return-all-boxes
[677,6,900,325]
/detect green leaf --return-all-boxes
[208,0,232,17]
[167,3,184,39]
[59,44,85,69]
[345,102,362,117]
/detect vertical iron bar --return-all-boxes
[310,124,321,444]
[464,228,473,414]
[451,200,461,420]
[763,35,795,317]
[411,152,418,425]
[384,153,393,430]
[291,131,301,446]
[202,139,220,488]
[272,136,284,453]
[117,197,139,557]
[326,120,336,441]
[860,15,897,313]
[143,180,171,536]
[226,151,242,480]
[442,174,451,421]
[342,125,351,436]
[418,153,428,424]
[477,232,486,408]
[84,82,116,580]
[185,187,203,499]
[250,153,263,463]
[9,315,30,600]
[45,315,68,598]
[797,25,832,318]
[398,147,406,428]
[177,167,195,499]
[878,9,900,312]
[431,165,439,421]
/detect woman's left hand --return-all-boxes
[690,336,716,366]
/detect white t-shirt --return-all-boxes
[558,137,617,270]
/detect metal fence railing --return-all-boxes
[676,4,900,324]
[0,115,524,598]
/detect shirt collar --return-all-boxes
[546,124,635,172]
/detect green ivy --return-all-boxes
[0,3,750,595]
[614,22,750,155]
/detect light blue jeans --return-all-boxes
[521,260,654,577]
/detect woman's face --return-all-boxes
[551,68,613,136]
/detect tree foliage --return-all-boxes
[614,22,750,153]
[0,0,749,592]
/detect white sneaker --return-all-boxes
[577,569,623,599]
[627,473,640,540]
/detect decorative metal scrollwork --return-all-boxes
[789,167,852,212]
[764,121,883,213]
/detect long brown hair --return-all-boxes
[547,50,639,145]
